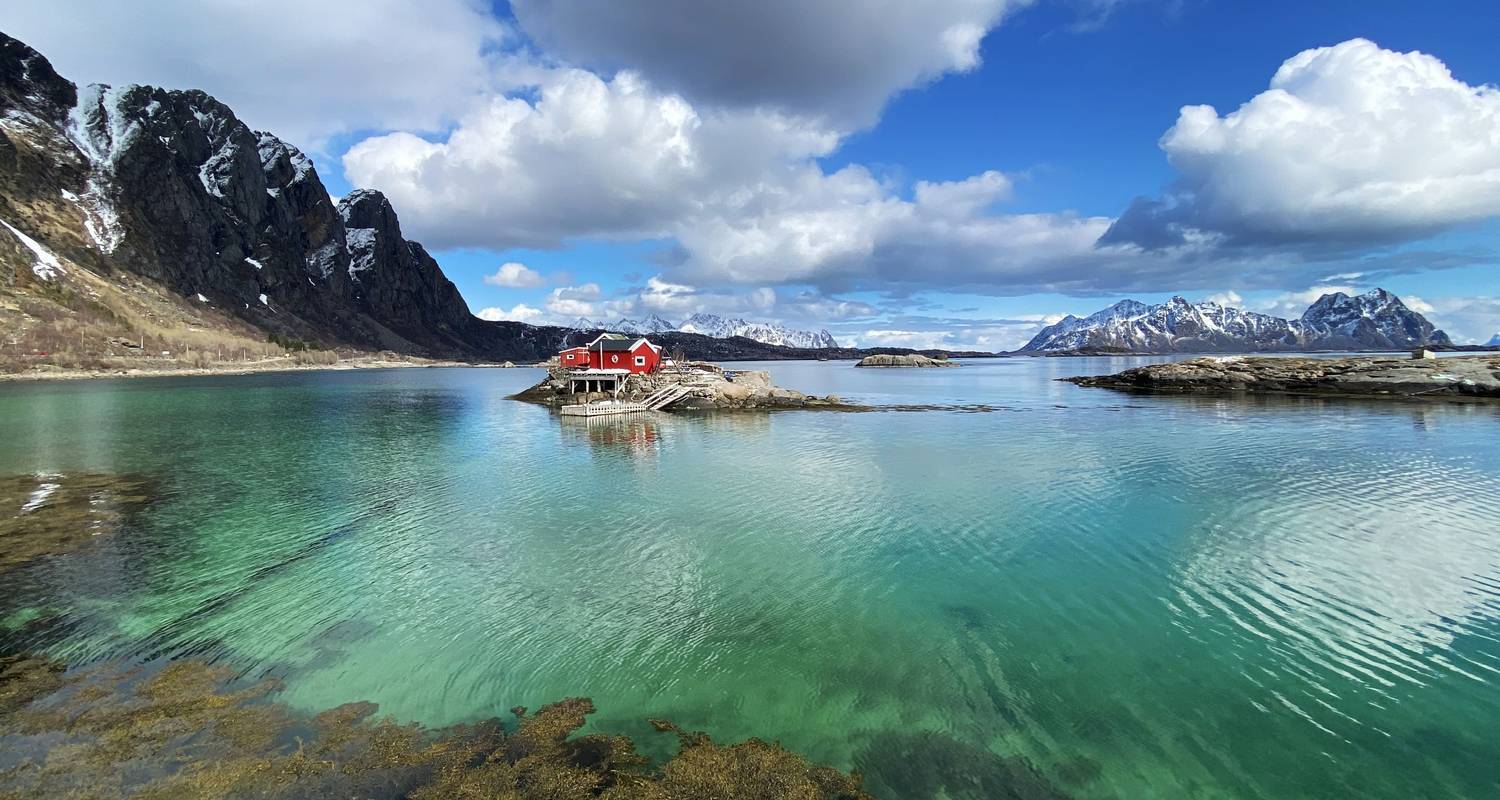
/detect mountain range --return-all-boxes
[1020,289,1451,353]
[569,313,838,348]
[574,313,839,349]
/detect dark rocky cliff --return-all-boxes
[0,30,577,360]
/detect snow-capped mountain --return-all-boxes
[609,314,676,335]
[1488,333,1500,347]
[1297,289,1451,349]
[568,311,839,348]
[677,313,839,349]
[1021,289,1450,353]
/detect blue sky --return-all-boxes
[10,0,1500,346]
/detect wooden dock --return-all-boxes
[559,401,650,417]
[558,383,697,416]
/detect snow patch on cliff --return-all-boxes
[1,217,64,280]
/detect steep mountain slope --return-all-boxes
[0,31,542,362]
[1021,290,1450,353]
[1488,333,1500,347]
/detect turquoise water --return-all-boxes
[3,359,1500,798]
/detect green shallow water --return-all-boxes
[3,359,1500,798]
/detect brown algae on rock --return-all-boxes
[1,472,154,574]
[0,655,874,799]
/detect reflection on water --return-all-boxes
[561,414,664,456]
[0,361,1498,799]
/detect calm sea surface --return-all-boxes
[3,358,1499,798]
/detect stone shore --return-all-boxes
[1064,355,1500,401]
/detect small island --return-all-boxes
[512,333,861,411]
[855,353,959,368]
[1064,354,1500,401]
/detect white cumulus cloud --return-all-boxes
[484,262,545,288]
[343,67,841,250]
[1105,38,1500,249]
[1203,290,1243,307]
[476,304,544,323]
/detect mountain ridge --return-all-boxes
[1020,290,1450,353]
[572,312,840,349]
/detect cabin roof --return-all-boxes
[580,334,661,352]
[584,332,631,347]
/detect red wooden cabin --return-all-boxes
[561,334,663,374]
[559,346,592,368]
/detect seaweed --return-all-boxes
[0,656,874,799]
[0,472,155,575]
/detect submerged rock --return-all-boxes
[855,354,958,368]
[1064,355,1500,401]
[0,472,153,574]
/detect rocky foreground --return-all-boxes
[1065,355,1500,401]
[855,354,958,368]
[512,365,862,411]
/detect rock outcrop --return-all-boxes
[1064,355,1500,401]
[512,366,859,411]
[855,353,958,367]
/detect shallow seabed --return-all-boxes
[2,358,1498,798]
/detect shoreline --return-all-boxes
[0,357,539,384]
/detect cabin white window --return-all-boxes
[610,354,619,363]
[565,354,575,360]
[634,355,646,366]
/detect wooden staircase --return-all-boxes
[640,383,696,410]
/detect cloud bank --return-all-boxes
[1103,39,1500,251]
[509,0,1024,128]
